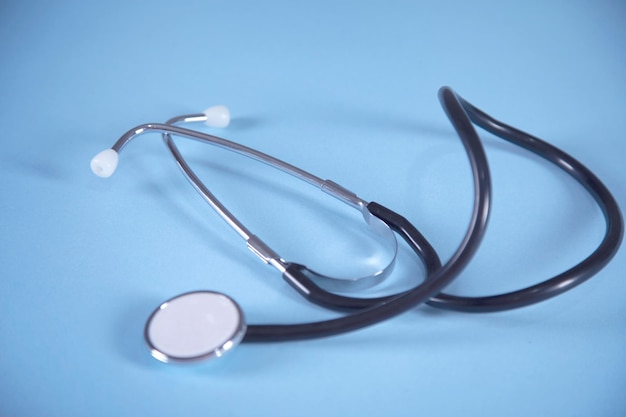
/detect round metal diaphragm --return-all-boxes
[145,291,246,363]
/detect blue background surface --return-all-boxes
[1,1,625,416]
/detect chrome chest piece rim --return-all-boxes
[144,291,247,363]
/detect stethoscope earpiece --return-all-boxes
[89,104,229,178]
[203,105,230,128]
[144,291,246,363]
[90,148,119,178]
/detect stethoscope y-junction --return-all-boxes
[91,87,623,363]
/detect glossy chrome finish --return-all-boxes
[106,115,398,290]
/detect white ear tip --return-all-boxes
[203,105,230,128]
[90,149,119,178]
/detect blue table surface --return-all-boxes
[1,1,625,416]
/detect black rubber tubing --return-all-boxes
[279,89,624,314]
[242,86,492,342]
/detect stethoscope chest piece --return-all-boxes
[144,291,246,363]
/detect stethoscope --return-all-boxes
[91,87,623,364]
